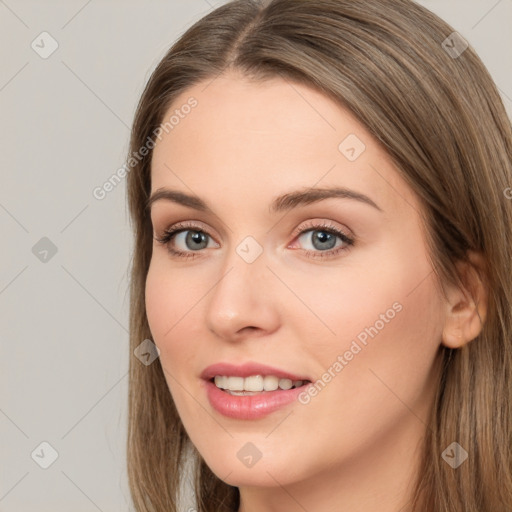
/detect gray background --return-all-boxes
[1,1,511,511]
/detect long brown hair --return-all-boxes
[125,1,512,510]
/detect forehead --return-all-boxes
[150,71,420,217]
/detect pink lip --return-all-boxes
[202,380,311,420]
[200,362,312,420]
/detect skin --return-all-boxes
[145,70,487,512]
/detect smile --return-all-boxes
[213,374,308,394]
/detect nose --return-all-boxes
[205,246,280,342]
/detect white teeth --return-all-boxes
[279,378,293,390]
[263,375,279,391]
[214,375,223,388]
[213,375,306,392]
[245,375,263,391]
[214,375,239,389]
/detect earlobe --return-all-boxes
[441,251,488,349]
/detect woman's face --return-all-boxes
[146,71,446,496]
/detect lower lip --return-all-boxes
[203,379,309,420]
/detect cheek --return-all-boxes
[291,260,444,467]
[319,256,444,420]
[145,256,211,377]
[302,236,444,394]
[145,258,195,352]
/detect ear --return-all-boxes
[441,251,488,349]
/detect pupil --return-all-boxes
[188,231,207,250]
[313,231,335,250]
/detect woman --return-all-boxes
[125,0,512,510]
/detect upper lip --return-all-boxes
[201,362,311,382]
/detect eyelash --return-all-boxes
[154,220,355,261]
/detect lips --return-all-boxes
[200,361,311,382]
[200,362,313,420]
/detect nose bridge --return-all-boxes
[205,235,278,339]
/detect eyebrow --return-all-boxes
[146,186,383,214]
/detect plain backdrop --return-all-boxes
[1,1,511,510]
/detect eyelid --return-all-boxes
[154,219,217,239]
[154,218,352,243]
[289,218,353,240]
[155,218,355,260]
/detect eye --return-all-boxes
[290,220,354,260]
[154,219,355,260]
[154,221,218,260]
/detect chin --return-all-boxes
[199,447,307,489]
[215,466,295,488]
